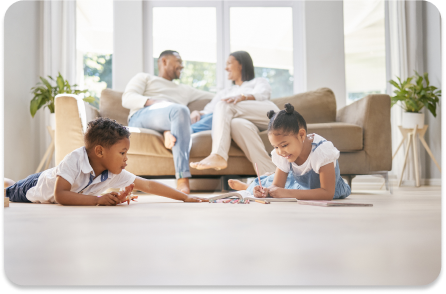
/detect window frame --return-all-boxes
[143,0,305,94]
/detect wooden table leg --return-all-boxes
[398,132,413,187]
[417,125,441,173]
[412,125,420,187]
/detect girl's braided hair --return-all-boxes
[267,103,307,134]
[84,117,130,149]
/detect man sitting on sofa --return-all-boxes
[122,50,214,194]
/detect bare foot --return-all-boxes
[190,154,227,170]
[228,179,249,191]
[163,131,176,149]
[4,178,15,189]
[177,178,190,194]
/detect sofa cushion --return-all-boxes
[272,88,337,123]
[260,122,363,154]
[188,98,212,112]
[100,89,130,126]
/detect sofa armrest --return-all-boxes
[336,94,392,171]
[55,95,86,165]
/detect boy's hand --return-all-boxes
[184,196,208,203]
[97,192,120,206]
[117,183,135,203]
[253,186,268,198]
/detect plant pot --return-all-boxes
[402,111,425,129]
[49,113,56,130]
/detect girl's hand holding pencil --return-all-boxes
[253,185,268,198]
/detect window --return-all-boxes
[76,0,113,108]
[229,7,294,98]
[344,0,386,105]
[152,7,218,92]
[146,1,301,98]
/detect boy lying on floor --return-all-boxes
[4,117,207,205]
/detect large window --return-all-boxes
[152,7,218,92]
[147,1,300,98]
[343,0,386,105]
[76,0,113,108]
[229,7,294,98]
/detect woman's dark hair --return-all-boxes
[229,51,255,83]
[84,117,131,150]
[267,103,307,134]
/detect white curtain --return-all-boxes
[387,0,423,183]
[40,0,77,166]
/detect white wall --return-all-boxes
[304,0,347,109]
[4,1,43,181]
[422,1,442,180]
[112,0,143,92]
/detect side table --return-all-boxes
[392,125,441,187]
[35,126,55,173]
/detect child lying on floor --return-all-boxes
[4,117,207,205]
[228,103,351,200]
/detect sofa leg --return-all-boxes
[344,175,355,189]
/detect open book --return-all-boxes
[208,191,297,202]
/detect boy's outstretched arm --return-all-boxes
[54,176,120,206]
[133,177,208,202]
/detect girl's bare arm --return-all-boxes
[269,163,336,200]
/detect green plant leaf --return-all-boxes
[40,76,53,93]
[56,75,65,93]
[83,96,96,103]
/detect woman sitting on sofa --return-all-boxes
[190,51,279,175]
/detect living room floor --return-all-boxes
[4,185,441,286]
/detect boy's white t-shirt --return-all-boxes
[271,134,340,176]
[26,147,136,204]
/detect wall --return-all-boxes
[304,0,347,109]
[112,0,143,92]
[422,1,442,180]
[4,0,43,181]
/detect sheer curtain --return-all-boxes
[40,0,77,167]
[386,0,423,183]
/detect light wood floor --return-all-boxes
[4,185,441,286]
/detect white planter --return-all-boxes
[49,113,56,130]
[402,111,425,129]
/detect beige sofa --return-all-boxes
[54,88,392,189]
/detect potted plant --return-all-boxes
[30,72,95,129]
[389,71,441,129]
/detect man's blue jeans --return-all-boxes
[191,113,213,134]
[128,102,192,179]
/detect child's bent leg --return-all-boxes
[5,173,40,203]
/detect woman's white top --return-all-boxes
[202,77,272,114]
[26,147,136,204]
[271,134,340,175]
[122,73,214,119]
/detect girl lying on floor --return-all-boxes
[4,117,207,206]
[228,103,351,200]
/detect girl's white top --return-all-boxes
[26,147,136,204]
[201,77,272,114]
[271,134,340,175]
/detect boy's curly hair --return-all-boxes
[84,117,130,150]
[267,103,307,134]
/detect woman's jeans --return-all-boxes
[129,102,192,179]
[191,113,213,134]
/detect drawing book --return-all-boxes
[208,191,297,202]
[297,200,373,207]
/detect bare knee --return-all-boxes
[4,178,15,189]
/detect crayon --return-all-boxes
[254,200,270,204]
